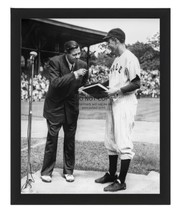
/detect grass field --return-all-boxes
[21,98,160,178]
[21,138,159,178]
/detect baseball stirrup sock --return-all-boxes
[109,155,118,176]
[118,159,131,183]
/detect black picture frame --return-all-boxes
[11,8,170,205]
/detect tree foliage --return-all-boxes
[84,32,160,72]
[127,41,160,71]
[147,32,160,51]
[80,45,115,68]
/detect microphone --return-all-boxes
[30,51,37,60]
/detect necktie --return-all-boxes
[71,65,74,72]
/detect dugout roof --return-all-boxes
[21,18,107,54]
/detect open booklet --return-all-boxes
[81,83,108,98]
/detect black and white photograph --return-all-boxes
[11,8,170,205]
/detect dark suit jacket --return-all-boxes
[43,54,88,124]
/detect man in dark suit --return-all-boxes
[41,40,88,183]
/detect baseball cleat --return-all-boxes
[95,172,117,184]
[104,179,126,192]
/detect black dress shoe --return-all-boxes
[104,179,126,192]
[95,172,117,184]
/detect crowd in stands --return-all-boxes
[87,65,110,85]
[21,65,160,101]
[139,69,160,98]
[86,65,160,98]
[21,73,49,101]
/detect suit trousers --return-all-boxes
[41,118,77,176]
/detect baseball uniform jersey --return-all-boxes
[105,49,140,160]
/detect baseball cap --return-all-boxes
[103,28,125,43]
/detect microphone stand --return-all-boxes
[21,54,36,193]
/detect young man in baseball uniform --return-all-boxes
[95,28,141,191]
